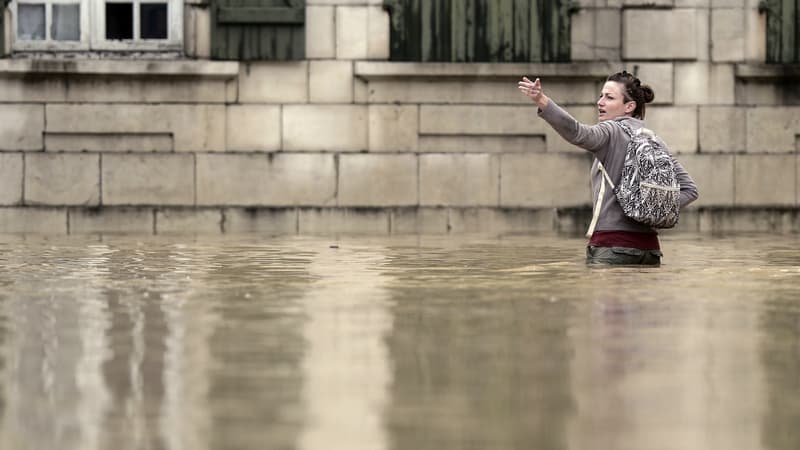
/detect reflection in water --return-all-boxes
[299,246,393,450]
[0,234,798,450]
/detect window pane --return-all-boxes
[18,4,46,40]
[52,4,81,41]
[106,3,133,40]
[140,3,167,39]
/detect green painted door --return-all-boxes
[383,0,576,62]
[761,0,800,63]
[210,0,305,61]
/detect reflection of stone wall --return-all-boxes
[0,1,797,234]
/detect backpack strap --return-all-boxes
[586,160,616,238]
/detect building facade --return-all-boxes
[0,0,798,235]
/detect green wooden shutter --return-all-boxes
[383,0,576,62]
[1,0,8,57]
[210,0,305,61]
[760,0,800,63]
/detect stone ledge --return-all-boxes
[0,59,239,78]
[355,62,620,80]
[735,64,800,81]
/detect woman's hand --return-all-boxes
[518,76,549,110]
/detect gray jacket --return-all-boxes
[539,100,699,233]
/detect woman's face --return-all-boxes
[597,81,634,121]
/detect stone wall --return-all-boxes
[0,0,798,235]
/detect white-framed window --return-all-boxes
[10,0,182,52]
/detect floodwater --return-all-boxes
[0,232,799,450]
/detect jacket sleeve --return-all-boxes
[537,99,614,156]
[672,157,699,208]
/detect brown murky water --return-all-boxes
[0,232,799,450]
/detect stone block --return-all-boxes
[354,77,369,103]
[307,6,336,59]
[223,208,298,234]
[69,207,154,234]
[309,60,354,103]
[25,153,100,206]
[338,154,417,206]
[196,153,337,206]
[594,9,622,61]
[156,208,223,234]
[419,154,500,207]
[298,208,390,235]
[712,8,746,62]
[676,0,710,6]
[623,9,698,60]
[369,79,597,105]
[336,7,369,59]
[734,154,796,206]
[634,63,674,105]
[645,107,699,153]
[0,78,66,102]
[102,154,195,205]
[500,154,592,207]
[0,153,23,205]
[368,105,418,152]
[194,6,211,59]
[390,208,449,234]
[0,104,44,151]
[698,209,793,233]
[675,154,735,207]
[367,6,390,59]
[226,105,281,151]
[746,107,800,153]
[0,207,67,233]
[712,0,745,6]
[674,62,735,105]
[698,106,746,152]
[308,0,382,4]
[44,133,173,152]
[448,208,555,234]
[744,9,766,63]
[238,62,309,103]
[63,78,228,103]
[570,9,595,61]
[418,136,547,153]
[283,105,367,151]
[46,104,225,152]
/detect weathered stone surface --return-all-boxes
[570,9,594,61]
[645,107,699,154]
[226,105,281,151]
[63,78,229,103]
[419,136,546,153]
[156,208,223,234]
[338,154,417,206]
[298,208,389,234]
[698,208,796,233]
[196,153,336,206]
[336,7,368,59]
[69,207,154,233]
[712,8,746,62]
[572,8,622,62]
[283,105,368,151]
[676,154,735,207]
[369,105,418,152]
[223,208,298,234]
[0,207,67,233]
[238,62,308,103]
[306,6,336,59]
[46,104,225,152]
[500,154,592,207]
[0,78,66,102]
[25,153,100,206]
[0,104,44,151]
[390,208,449,234]
[699,106,746,152]
[746,107,800,153]
[448,208,555,234]
[45,133,173,152]
[102,154,194,205]
[367,6,390,60]
[674,62,735,105]
[369,80,597,105]
[623,9,698,60]
[419,154,499,207]
[633,63,674,105]
[309,60,354,103]
[0,153,23,205]
[744,8,766,63]
[734,154,796,205]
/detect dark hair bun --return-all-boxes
[641,85,655,103]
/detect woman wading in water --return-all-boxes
[518,71,698,266]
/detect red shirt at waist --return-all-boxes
[589,230,661,250]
